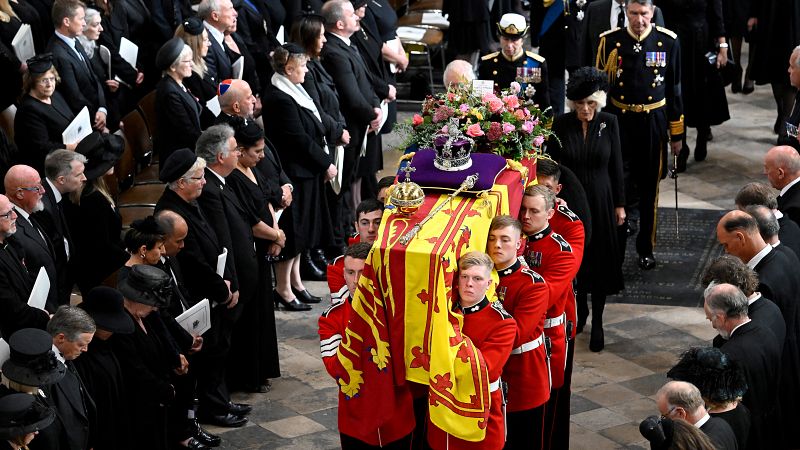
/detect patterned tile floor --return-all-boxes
[209,70,778,448]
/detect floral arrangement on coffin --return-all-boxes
[397,82,554,161]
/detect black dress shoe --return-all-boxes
[180,437,210,450]
[197,413,247,428]
[274,290,312,311]
[694,132,708,162]
[228,402,252,416]
[300,252,326,281]
[293,287,322,304]
[589,326,605,352]
[190,420,221,447]
[311,248,330,268]
[638,254,656,270]
[675,145,689,173]
[706,129,713,141]
[742,79,755,94]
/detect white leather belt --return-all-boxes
[489,378,501,392]
[510,334,545,355]
[544,313,566,329]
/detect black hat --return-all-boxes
[281,42,306,55]
[182,16,204,36]
[566,66,609,101]
[156,37,186,71]
[497,13,528,39]
[639,416,673,450]
[118,265,172,308]
[26,53,54,76]
[0,394,56,440]
[1,329,66,387]
[79,286,135,334]
[234,120,264,147]
[350,0,367,9]
[666,347,748,404]
[158,148,197,183]
[76,132,124,180]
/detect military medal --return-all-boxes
[497,286,507,303]
[656,52,666,67]
[633,42,642,53]
[654,74,664,86]
[524,250,543,268]
[645,51,656,67]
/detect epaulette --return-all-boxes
[598,27,621,38]
[321,297,346,317]
[557,204,580,221]
[550,232,573,252]
[481,51,500,61]
[526,51,545,63]
[520,267,546,284]
[655,26,677,39]
[490,300,513,319]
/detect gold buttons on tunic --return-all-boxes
[648,96,653,100]
[651,83,656,87]
[493,59,498,63]
[620,95,625,100]
[658,42,663,47]
[492,70,497,75]
[619,82,623,87]
[616,42,621,47]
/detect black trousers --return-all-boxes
[505,405,546,450]
[546,337,575,450]
[341,432,413,450]
[196,304,242,415]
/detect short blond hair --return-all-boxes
[524,184,556,210]
[458,251,494,274]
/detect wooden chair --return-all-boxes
[119,205,156,229]
[399,26,446,87]
[121,109,160,185]
[115,136,137,191]
[118,183,166,207]
[137,90,158,138]
[409,0,442,14]
[398,11,449,30]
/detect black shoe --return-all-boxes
[576,303,589,335]
[178,437,210,450]
[311,248,330,268]
[676,145,689,173]
[694,132,708,162]
[742,79,755,94]
[190,420,221,447]
[774,116,782,135]
[293,287,322,304]
[228,402,252,416]
[730,66,743,93]
[300,252,326,281]
[589,326,605,352]
[197,413,247,428]
[274,290,312,311]
[638,254,656,270]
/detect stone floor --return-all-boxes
[207,74,784,449]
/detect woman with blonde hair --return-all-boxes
[175,16,216,127]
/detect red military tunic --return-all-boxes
[319,298,415,447]
[426,298,517,450]
[522,225,578,389]
[497,259,551,411]
[549,203,585,341]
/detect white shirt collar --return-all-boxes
[46,178,63,203]
[748,292,762,305]
[207,167,226,185]
[330,32,352,47]
[693,413,711,429]
[780,176,800,197]
[729,318,751,338]
[54,30,77,48]
[13,205,31,222]
[774,209,784,220]
[204,21,225,46]
[746,245,772,269]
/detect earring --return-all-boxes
[140,253,146,259]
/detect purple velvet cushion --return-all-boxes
[400,149,508,191]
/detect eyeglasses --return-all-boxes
[17,186,42,193]
[660,406,677,420]
[0,209,15,220]
[37,77,56,86]
[184,176,204,183]
[180,59,194,65]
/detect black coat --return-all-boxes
[63,187,128,294]
[155,188,231,305]
[182,72,218,129]
[777,214,800,257]
[750,0,800,85]
[234,0,279,83]
[710,403,750,450]
[720,320,782,450]
[47,35,106,118]
[224,32,262,94]
[0,242,48,339]
[700,415,738,450]
[580,0,665,67]
[712,294,787,350]
[254,137,291,210]
[778,181,800,225]
[549,111,624,294]
[13,92,74,173]
[31,182,74,306]
[153,76,202,163]
[303,59,346,146]
[203,28,232,84]
[8,210,58,312]
[73,338,132,450]
[31,361,96,450]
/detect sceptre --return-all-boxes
[671,153,679,238]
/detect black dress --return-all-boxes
[750,0,800,85]
[658,0,730,129]
[226,168,281,383]
[711,403,751,450]
[549,111,625,295]
[13,92,74,173]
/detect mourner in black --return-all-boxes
[0,393,56,450]
[595,0,684,270]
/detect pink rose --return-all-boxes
[523,108,531,118]
[459,103,470,113]
[488,99,504,113]
[502,122,515,134]
[514,109,526,120]
[466,123,485,137]
[533,135,545,147]
[509,81,521,94]
[412,114,424,127]
[482,93,499,103]
[521,121,534,134]
[531,118,540,126]
[502,95,520,109]
[447,92,456,102]
[441,125,449,134]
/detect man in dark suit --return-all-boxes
[0,194,50,339]
[765,145,800,224]
[47,0,107,131]
[199,0,237,85]
[4,165,59,312]
[656,381,737,450]
[746,204,800,262]
[154,149,249,428]
[32,151,87,306]
[704,282,782,450]
[735,181,800,258]
[580,0,664,67]
[217,79,256,122]
[36,306,97,450]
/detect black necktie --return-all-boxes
[616,3,626,28]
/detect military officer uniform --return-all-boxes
[426,297,517,450]
[595,23,684,269]
[497,258,551,450]
[478,13,552,112]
